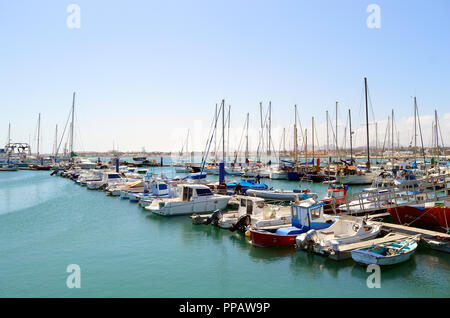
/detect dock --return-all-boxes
[327,219,450,260]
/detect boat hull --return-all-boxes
[387,205,449,232]
[250,230,298,247]
[148,196,231,216]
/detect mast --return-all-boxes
[364,77,370,169]
[245,113,249,161]
[214,103,217,161]
[391,109,394,165]
[227,105,230,163]
[304,128,308,166]
[326,110,329,160]
[37,113,41,156]
[349,109,353,164]
[259,102,263,161]
[435,109,438,168]
[311,116,314,165]
[294,105,298,168]
[69,92,76,156]
[335,102,338,160]
[267,101,272,156]
[414,96,417,162]
[222,99,225,163]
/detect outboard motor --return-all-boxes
[229,215,251,232]
[191,210,222,226]
[205,210,223,226]
[296,229,316,249]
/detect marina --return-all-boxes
[1,0,449,303]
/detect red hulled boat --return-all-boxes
[388,202,449,233]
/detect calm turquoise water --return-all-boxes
[0,168,449,297]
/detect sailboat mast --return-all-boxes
[414,97,417,162]
[335,102,338,160]
[349,109,353,163]
[70,92,76,156]
[294,105,298,168]
[304,128,308,166]
[214,103,217,161]
[435,109,438,168]
[312,116,314,165]
[259,102,263,161]
[245,113,249,160]
[227,105,230,163]
[364,77,370,169]
[391,109,394,165]
[267,101,271,156]
[326,110,329,160]
[37,113,41,156]
[222,99,225,163]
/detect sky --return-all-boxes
[0,0,449,154]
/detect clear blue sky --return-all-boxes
[1,0,449,153]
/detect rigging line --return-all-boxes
[56,107,72,156]
[200,105,222,173]
[201,104,222,166]
[437,117,445,148]
[234,116,247,162]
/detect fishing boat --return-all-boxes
[351,236,420,266]
[245,188,317,202]
[191,196,294,231]
[387,201,450,233]
[146,184,231,216]
[296,216,381,256]
[249,200,335,247]
[321,184,348,213]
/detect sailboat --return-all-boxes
[335,78,376,185]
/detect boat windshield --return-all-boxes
[196,188,213,196]
[108,174,121,179]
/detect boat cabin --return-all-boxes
[179,184,214,202]
[323,185,347,203]
[151,182,169,196]
[291,200,331,229]
[236,196,266,217]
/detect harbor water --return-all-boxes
[0,168,449,297]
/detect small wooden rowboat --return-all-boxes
[351,236,420,266]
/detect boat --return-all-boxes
[338,188,392,215]
[335,166,376,185]
[245,188,317,202]
[249,200,335,247]
[226,179,268,193]
[0,163,18,171]
[146,184,231,216]
[321,184,348,213]
[387,201,450,233]
[86,171,126,190]
[351,236,420,266]
[296,216,381,256]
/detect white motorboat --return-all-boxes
[192,196,293,230]
[87,171,126,190]
[296,216,381,256]
[146,184,231,216]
